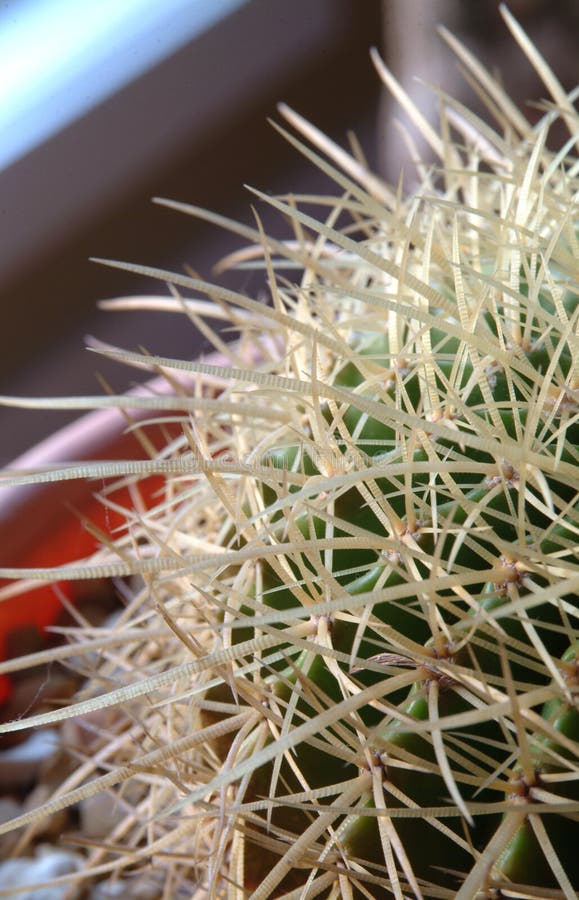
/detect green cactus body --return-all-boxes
[495,643,579,889]
[0,10,577,899]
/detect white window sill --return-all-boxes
[0,0,249,173]
[0,0,350,289]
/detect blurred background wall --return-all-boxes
[379,0,579,184]
[0,0,577,461]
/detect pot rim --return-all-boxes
[0,373,181,524]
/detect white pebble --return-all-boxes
[0,729,59,788]
[0,845,83,900]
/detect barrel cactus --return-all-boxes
[0,8,577,898]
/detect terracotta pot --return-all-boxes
[0,375,186,710]
[0,335,273,721]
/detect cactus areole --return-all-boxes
[0,9,577,899]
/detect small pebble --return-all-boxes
[0,796,21,825]
[0,796,25,856]
[0,728,59,788]
[91,875,162,899]
[80,790,125,839]
[0,844,83,900]
[22,781,73,841]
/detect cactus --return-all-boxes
[0,7,577,898]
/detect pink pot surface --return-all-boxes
[0,339,275,708]
[0,375,182,563]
